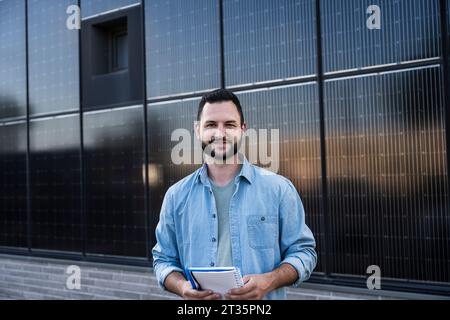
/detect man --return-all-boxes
[152,89,317,300]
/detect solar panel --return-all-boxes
[0,0,26,120]
[28,0,80,116]
[0,121,27,248]
[30,114,82,252]
[84,105,147,257]
[321,0,441,73]
[223,0,317,87]
[236,84,325,272]
[324,66,449,282]
[145,0,220,98]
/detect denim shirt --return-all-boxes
[152,157,317,300]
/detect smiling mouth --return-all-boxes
[213,142,230,147]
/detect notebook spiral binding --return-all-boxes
[234,268,244,287]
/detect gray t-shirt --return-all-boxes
[210,179,235,267]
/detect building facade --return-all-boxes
[0,0,449,295]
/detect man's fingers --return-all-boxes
[227,279,255,295]
[184,289,221,300]
[203,293,222,300]
[225,292,257,300]
[185,289,212,298]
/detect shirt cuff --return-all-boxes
[157,265,185,290]
[279,256,308,288]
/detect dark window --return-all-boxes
[112,31,128,71]
[92,17,128,75]
[82,5,143,109]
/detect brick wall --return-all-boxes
[0,254,445,300]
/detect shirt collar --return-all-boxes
[196,153,254,186]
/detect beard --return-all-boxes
[201,136,241,161]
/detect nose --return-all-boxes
[213,124,227,139]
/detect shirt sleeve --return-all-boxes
[278,180,317,287]
[151,187,185,290]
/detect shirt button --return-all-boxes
[210,262,215,267]
[212,214,216,219]
[212,237,216,242]
[261,216,266,221]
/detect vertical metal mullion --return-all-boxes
[315,0,331,277]
[25,0,32,254]
[141,0,151,263]
[219,0,225,89]
[78,0,86,259]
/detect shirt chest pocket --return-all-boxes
[246,215,278,249]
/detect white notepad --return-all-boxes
[186,267,244,295]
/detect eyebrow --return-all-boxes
[204,120,238,124]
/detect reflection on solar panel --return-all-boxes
[84,106,147,257]
[147,99,200,244]
[0,121,27,248]
[236,84,324,272]
[325,66,449,282]
[30,115,82,252]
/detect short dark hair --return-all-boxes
[197,89,245,125]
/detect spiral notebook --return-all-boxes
[185,267,244,295]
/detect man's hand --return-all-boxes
[224,263,299,300]
[179,280,222,300]
[224,274,273,300]
[164,271,221,300]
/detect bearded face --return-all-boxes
[196,101,246,163]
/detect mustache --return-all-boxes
[206,136,235,144]
[201,135,241,160]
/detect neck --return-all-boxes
[204,154,242,187]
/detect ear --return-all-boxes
[194,121,201,140]
[241,122,247,133]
